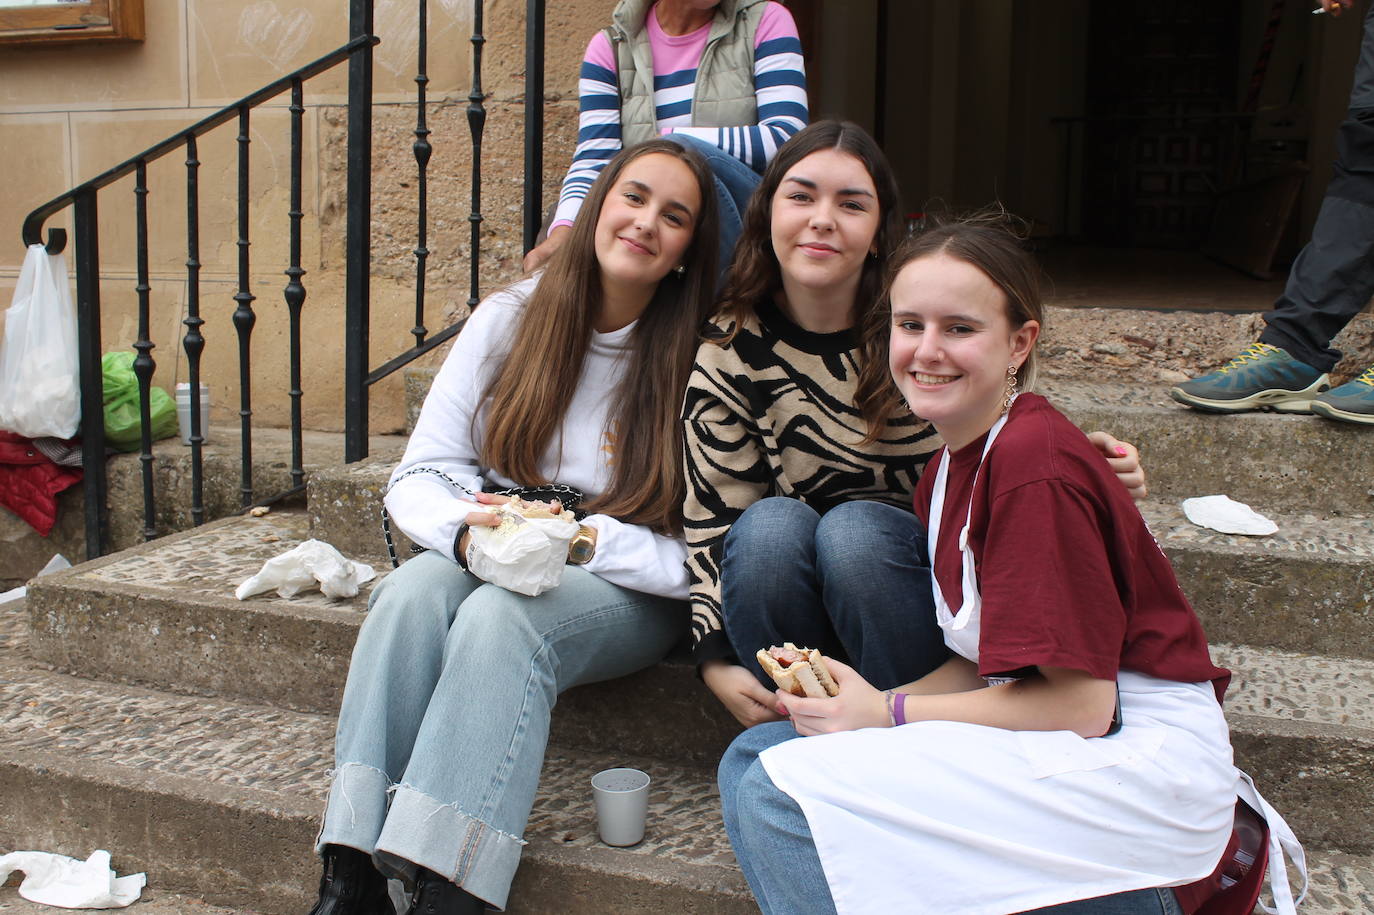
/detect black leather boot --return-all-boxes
[306,844,395,915]
[409,867,486,914]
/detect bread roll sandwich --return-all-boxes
[756,643,839,698]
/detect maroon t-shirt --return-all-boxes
[914,394,1230,702]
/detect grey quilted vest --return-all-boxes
[607,0,769,148]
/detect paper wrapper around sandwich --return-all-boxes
[467,502,580,596]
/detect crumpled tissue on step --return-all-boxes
[0,849,145,909]
[1181,494,1278,536]
[235,539,377,600]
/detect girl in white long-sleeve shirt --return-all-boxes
[307,138,719,915]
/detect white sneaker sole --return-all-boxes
[1169,375,1331,414]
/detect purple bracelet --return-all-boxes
[893,692,908,726]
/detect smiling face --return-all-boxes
[888,252,1040,451]
[594,152,702,298]
[769,148,881,313]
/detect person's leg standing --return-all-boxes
[371,567,685,909]
[721,497,845,687]
[1262,1,1374,369]
[815,500,949,689]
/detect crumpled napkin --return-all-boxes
[1182,495,1278,536]
[467,503,580,597]
[235,539,377,600]
[0,849,145,909]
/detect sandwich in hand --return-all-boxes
[756,643,839,698]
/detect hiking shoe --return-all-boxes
[1311,363,1374,426]
[1169,343,1330,413]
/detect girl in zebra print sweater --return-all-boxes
[683,121,1147,727]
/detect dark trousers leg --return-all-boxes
[1262,2,1374,371]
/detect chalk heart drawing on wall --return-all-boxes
[374,0,474,78]
[239,1,314,71]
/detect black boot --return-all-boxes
[409,867,486,914]
[306,844,395,915]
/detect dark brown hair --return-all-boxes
[877,211,1044,391]
[479,139,720,534]
[710,120,905,437]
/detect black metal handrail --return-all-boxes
[20,0,546,561]
[19,19,379,559]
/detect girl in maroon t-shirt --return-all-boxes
[716,218,1304,915]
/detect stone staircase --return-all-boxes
[3,368,1374,912]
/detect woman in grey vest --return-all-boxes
[522,0,809,278]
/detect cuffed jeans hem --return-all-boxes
[374,783,527,911]
[316,762,392,857]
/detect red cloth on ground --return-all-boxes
[0,431,83,537]
[913,393,1229,701]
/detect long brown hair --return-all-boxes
[878,211,1044,390]
[710,120,905,437]
[479,140,720,534]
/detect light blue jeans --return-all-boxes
[317,550,685,909]
[719,723,1185,915]
[667,134,762,282]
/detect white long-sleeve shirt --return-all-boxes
[384,277,689,600]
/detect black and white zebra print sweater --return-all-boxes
[681,298,942,663]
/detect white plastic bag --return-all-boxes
[0,849,145,909]
[0,244,81,439]
[467,502,580,596]
[235,539,377,600]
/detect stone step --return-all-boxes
[0,646,748,914]
[18,513,1374,855]
[0,641,1370,915]
[306,461,1374,661]
[1049,381,1374,518]
[2,426,409,592]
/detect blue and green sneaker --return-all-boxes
[1169,343,1330,413]
[1311,363,1374,426]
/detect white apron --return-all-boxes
[761,409,1306,915]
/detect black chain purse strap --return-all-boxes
[380,467,586,569]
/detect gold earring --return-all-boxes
[1003,364,1019,413]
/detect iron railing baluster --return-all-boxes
[467,0,486,311]
[233,105,257,508]
[183,135,206,527]
[73,189,108,560]
[344,0,375,463]
[285,78,307,491]
[523,0,545,253]
[412,0,431,349]
[132,160,157,541]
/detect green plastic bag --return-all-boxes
[102,351,178,452]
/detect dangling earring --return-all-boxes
[674,264,686,277]
[1003,364,1019,413]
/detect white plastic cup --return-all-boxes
[591,767,650,847]
[175,382,210,445]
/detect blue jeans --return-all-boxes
[668,134,761,283]
[721,497,947,691]
[316,550,684,909]
[719,723,1185,915]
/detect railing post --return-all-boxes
[522,0,545,253]
[344,0,374,464]
[72,188,109,559]
[468,0,486,312]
